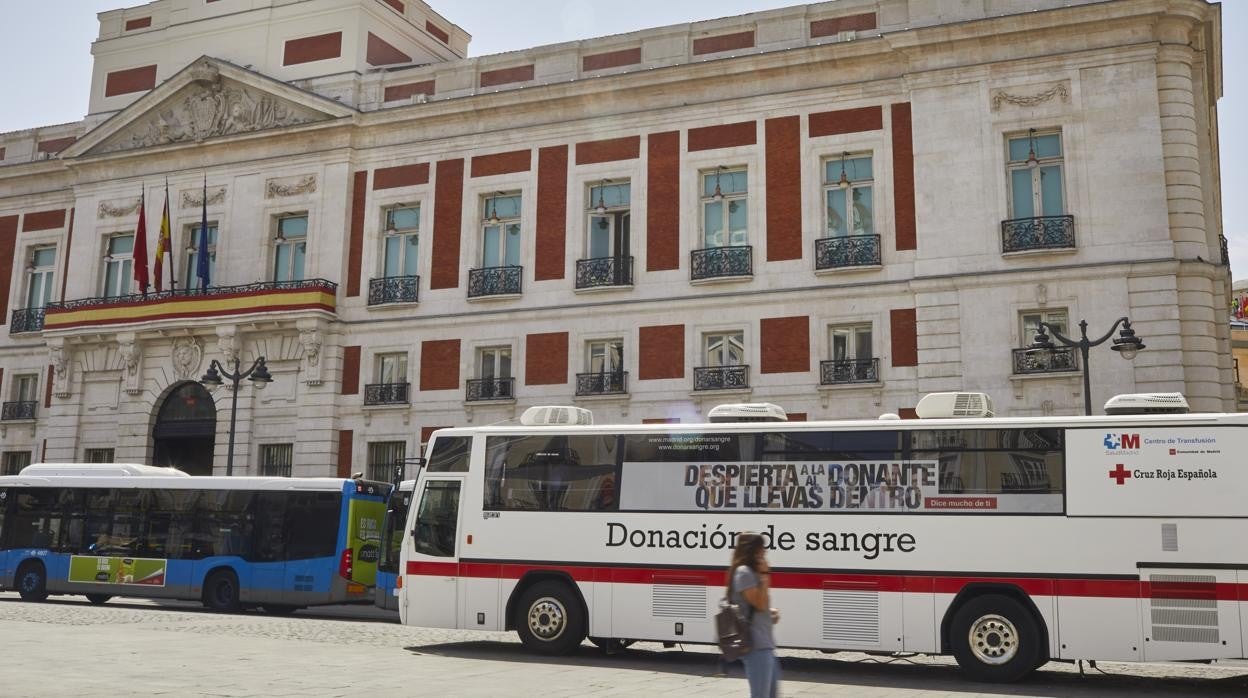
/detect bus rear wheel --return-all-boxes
[950,594,1043,683]
[202,570,240,612]
[515,580,586,656]
[16,561,48,602]
[85,594,112,605]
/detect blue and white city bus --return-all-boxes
[0,463,389,613]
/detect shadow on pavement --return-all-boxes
[3,595,399,624]
[405,640,1248,697]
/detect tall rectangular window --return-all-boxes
[830,324,873,361]
[481,194,521,267]
[367,441,406,483]
[587,339,624,373]
[704,332,744,366]
[102,234,134,298]
[824,154,873,237]
[185,223,218,290]
[478,346,512,380]
[383,206,420,277]
[586,182,630,259]
[260,443,294,477]
[1007,130,1064,219]
[273,215,308,282]
[1020,309,1068,345]
[375,352,408,384]
[1,451,30,475]
[25,246,56,309]
[701,169,748,248]
[13,374,39,403]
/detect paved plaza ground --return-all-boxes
[0,593,1245,697]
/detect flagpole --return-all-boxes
[167,177,177,292]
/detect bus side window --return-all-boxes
[427,437,470,472]
[412,481,460,557]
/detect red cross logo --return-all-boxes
[1109,464,1132,485]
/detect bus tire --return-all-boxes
[202,570,240,612]
[262,604,300,615]
[85,594,112,605]
[16,561,48,602]
[950,593,1043,683]
[515,580,586,656]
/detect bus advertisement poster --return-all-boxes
[68,556,167,586]
[348,498,386,586]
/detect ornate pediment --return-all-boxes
[81,58,348,156]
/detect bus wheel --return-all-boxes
[262,604,300,615]
[950,594,1043,683]
[515,581,586,656]
[202,570,240,612]
[85,594,112,605]
[16,561,48,602]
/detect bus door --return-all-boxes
[405,477,463,628]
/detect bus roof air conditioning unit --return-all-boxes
[707,403,788,423]
[915,392,995,419]
[519,406,594,426]
[18,463,190,477]
[1103,393,1190,415]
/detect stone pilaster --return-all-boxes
[1155,18,1207,261]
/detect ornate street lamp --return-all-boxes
[1027,317,1145,415]
[200,356,274,476]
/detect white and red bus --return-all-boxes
[396,395,1248,682]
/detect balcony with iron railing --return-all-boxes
[1001,215,1076,254]
[466,377,515,401]
[1,401,38,421]
[575,256,634,290]
[368,276,419,305]
[575,371,628,396]
[819,358,880,385]
[9,308,46,334]
[693,365,749,391]
[815,235,881,271]
[364,382,410,406]
[1012,347,1079,375]
[467,266,522,298]
[690,246,752,281]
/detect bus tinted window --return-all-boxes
[413,480,460,557]
[286,492,340,559]
[622,433,749,462]
[910,429,1064,512]
[760,430,902,460]
[428,437,471,472]
[484,434,619,511]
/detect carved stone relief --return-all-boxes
[181,186,227,209]
[48,341,71,398]
[266,174,317,198]
[991,81,1070,111]
[298,327,323,386]
[171,337,203,381]
[117,334,143,395]
[98,197,141,219]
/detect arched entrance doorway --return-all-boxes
[153,381,216,475]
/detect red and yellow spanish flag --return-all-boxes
[153,180,173,292]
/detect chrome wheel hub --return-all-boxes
[969,614,1018,665]
[528,597,567,641]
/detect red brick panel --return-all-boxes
[0,147,5,160]
[283,32,343,66]
[764,116,802,262]
[693,31,755,55]
[787,412,808,422]
[643,417,681,424]
[575,136,640,165]
[899,408,918,419]
[646,132,680,272]
[367,32,411,66]
[420,425,450,444]
[760,315,810,374]
[22,209,66,232]
[890,308,918,367]
[687,121,756,152]
[346,171,367,297]
[638,324,685,380]
[383,80,435,102]
[426,21,449,43]
[431,159,464,289]
[809,106,883,137]
[810,13,877,38]
[525,332,569,385]
[373,163,429,190]
[583,47,641,72]
[341,345,362,395]
[420,339,461,390]
[124,16,152,31]
[0,216,17,324]
[60,208,74,301]
[471,150,531,177]
[380,0,404,13]
[480,64,534,88]
[892,102,916,251]
[336,429,353,478]
[37,137,76,154]
[104,65,157,97]
[535,145,568,281]
[44,366,53,408]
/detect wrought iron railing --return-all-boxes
[575,371,628,396]
[1220,234,1230,268]
[691,246,752,281]
[819,358,880,385]
[367,276,420,305]
[575,256,634,289]
[467,266,522,298]
[815,234,881,270]
[43,279,339,312]
[466,377,515,401]
[1012,347,1079,375]
[364,382,410,405]
[1,401,37,421]
[1001,215,1076,253]
[693,365,749,391]
[9,308,46,334]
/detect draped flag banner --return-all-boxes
[133,188,151,295]
[196,175,211,290]
[154,180,173,292]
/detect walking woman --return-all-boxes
[727,532,781,697]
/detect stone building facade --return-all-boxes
[0,0,1230,478]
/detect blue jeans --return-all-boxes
[740,648,780,698]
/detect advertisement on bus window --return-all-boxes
[68,555,167,586]
[347,498,385,586]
